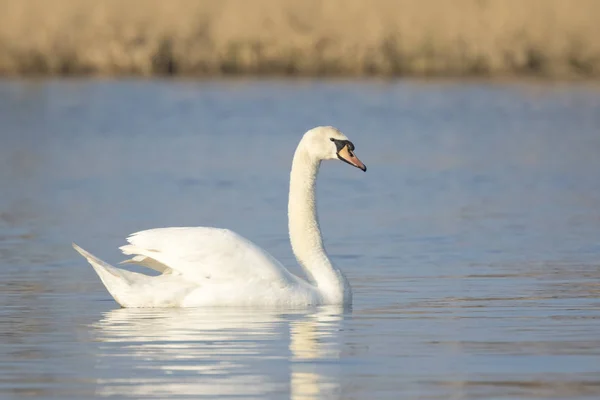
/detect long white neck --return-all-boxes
[288,141,351,304]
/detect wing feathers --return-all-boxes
[119,253,173,274]
[117,227,291,285]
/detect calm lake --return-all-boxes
[1,79,599,399]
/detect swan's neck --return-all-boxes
[288,144,350,304]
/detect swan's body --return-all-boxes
[73,126,366,308]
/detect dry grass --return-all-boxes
[0,0,599,78]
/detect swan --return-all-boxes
[73,126,366,308]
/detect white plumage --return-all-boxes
[73,126,366,308]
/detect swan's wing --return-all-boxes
[119,227,293,285]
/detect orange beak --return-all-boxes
[337,145,367,172]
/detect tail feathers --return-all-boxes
[73,243,150,307]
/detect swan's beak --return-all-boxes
[337,145,367,172]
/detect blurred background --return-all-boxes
[1,1,600,400]
[1,0,600,78]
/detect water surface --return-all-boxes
[1,79,600,399]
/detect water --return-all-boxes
[1,79,600,399]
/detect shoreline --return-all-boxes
[2,75,599,87]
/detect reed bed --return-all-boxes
[1,0,599,78]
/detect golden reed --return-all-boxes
[1,0,598,78]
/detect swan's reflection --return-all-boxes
[91,306,347,399]
[289,308,346,399]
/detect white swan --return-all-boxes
[73,126,366,308]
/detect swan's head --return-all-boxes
[303,126,367,172]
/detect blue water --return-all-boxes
[1,79,599,399]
